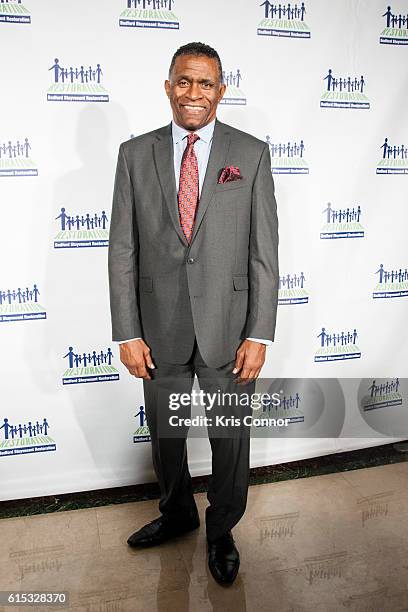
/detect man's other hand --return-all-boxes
[119,339,156,380]
[233,339,266,385]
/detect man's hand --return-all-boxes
[233,339,266,384]
[119,339,155,380]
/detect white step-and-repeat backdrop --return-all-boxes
[1,0,407,501]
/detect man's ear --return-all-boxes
[164,79,171,98]
[218,83,227,101]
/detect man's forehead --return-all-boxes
[173,54,219,73]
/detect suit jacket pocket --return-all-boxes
[215,179,249,192]
[139,276,153,293]
[233,275,249,291]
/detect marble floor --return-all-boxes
[1,462,408,612]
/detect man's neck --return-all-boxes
[172,117,217,132]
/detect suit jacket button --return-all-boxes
[187,257,195,264]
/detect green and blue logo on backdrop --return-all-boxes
[257,1,310,38]
[120,0,179,29]
[62,345,119,385]
[380,5,408,44]
[373,264,408,299]
[278,272,309,305]
[266,136,309,174]
[314,327,361,362]
[320,203,364,239]
[0,417,56,457]
[360,379,402,411]
[0,0,30,24]
[133,406,151,443]
[377,138,408,174]
[0,138,38,177]
[47,58,109,102]
[54,207,109,248]
[219,69,246,106]
[320,69,370,109]
[0,284,46,323]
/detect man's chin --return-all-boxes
[176,114,211,131]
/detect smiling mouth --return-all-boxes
[181,104,206,113]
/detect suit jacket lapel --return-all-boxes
[153,123,189,247]
[190,119,231,245]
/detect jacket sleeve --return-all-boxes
[108,143,142,342]
[245,144,279,341]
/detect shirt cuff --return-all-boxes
[116,338,142,344]
[246,337,272,346]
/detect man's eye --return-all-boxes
[202,83,213,89]
[179,80,188,86]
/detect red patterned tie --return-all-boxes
[178,133,200,243]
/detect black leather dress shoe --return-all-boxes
[127,512,200,548]
[207,531,240,585]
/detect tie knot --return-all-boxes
[187,133,200,146]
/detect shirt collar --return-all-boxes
[172,118,216,145]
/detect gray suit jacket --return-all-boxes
[108,119,279,368]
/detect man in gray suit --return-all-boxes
[108,42,279,585]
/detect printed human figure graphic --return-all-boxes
[49,59,63,82]
[383,5,393,26]
[260,1,306,20]
[135,406,147,426]
[260,0,273,18]
[382,5,408,28]
[49,59,104,85]
[323,69,366,93]
[282,393,301,409]
[0,138,31,159]
[266,139,305,158]
[128,0,174,8]
[0,283,41,306]
[322,203,362,224]
[380,138,408,160]
[0,417,49,440]
[222,69,243,88]
[55,207,109,231]
[369,378,400,397]
[322,202,333,223]
[63,346,114,368]
[317,327,358,348]
[279,272,305,289]
[375,264,408,284]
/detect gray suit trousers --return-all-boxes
[143,337,255,543]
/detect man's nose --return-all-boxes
[186,82,202,100]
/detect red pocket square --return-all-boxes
[218,166,242,184]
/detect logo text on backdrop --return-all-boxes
[47,58,109,102]
[54,207,109,248]
[0,417,56,457]
[62,345,119,385]
[0,284,46,323]
[278,272,309,305]
[376,138,408,174]
[0,138,38,177]
[380,5,408,44]
[314,327,361,362]
[320,69,370,109]
[320,203,364,239]
[266,136,309,174]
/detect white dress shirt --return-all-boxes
[117,118,271,347]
